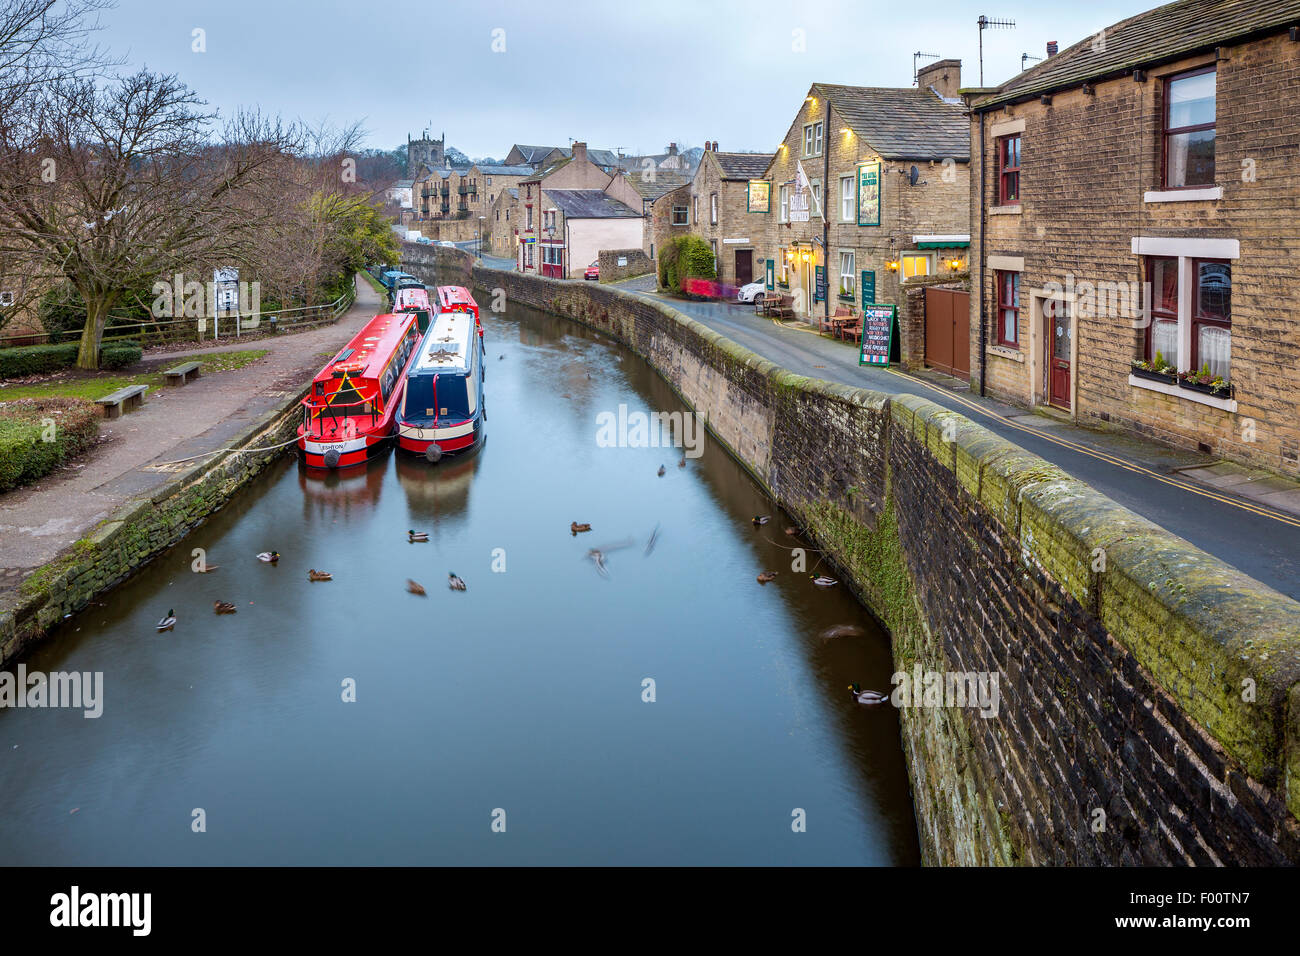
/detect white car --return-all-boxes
[737,281,766,304]
[437,240,456,248]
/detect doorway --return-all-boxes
[1045,298,1071,409]
[924,287,971,378]
[735,249,753,287]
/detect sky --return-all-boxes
[92,0,1160,158]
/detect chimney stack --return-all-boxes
[1047,40,1058,56]
[915,58,962,100]
[572,141,588,165]
[668,142,678,156]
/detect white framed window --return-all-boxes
[901,254,930,279]
[803,122,823,157]
[487,176,493,184]
[778,246,788,283]
[839,251,855,297]
[840,174,855,221]
[779,184,789,222]
[811,179,822,215]
[710,192,718,225]
[693,196,698,223]
[709,239,718,271]
[672,205,688,226]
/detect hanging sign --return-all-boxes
[861,269,876,306]
[859,304,896,366]
[857,161,881,226]
[747,180,770,213]
[814,265,826,303]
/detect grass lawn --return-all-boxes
[360,269,386,296]
[0,349,270,402]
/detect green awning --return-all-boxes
[916,240,969,249]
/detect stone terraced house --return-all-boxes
[690,146,776,287]
[967,0,1300,476]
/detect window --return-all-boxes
[811,180,822,214]
[526,205,533,229]
[840,174,855,221]
[671,205,688,226]
[779,184,789,222]
[995,271,1020,347]
[487,176,493,185]
[693,196,698,224]
[778,246,788,283]
[709,239,718,270]
[710,192,718,225]
[1192,260,1230,377]
[1145,257,1178,363]
[839,251,855,297]
[996,134,1021,205]
[803,122,823,157]
[901,254,930,279]
[1164,67,1216,188]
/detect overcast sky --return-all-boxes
[96,0,1157,158]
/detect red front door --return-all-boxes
[1047,302,1071,409]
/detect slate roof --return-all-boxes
[392,179,414,188]
[975,0,1300,108]
[543,189,641,219]
[811,84,968,161]
[628,171,693,200]
[552,146,622,168]
[526,156,572,182]
[509,144,557,165]
[472,163,535,177]
[713,152,776,180]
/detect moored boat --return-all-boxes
[396,288,486,460]
[297,312,422,469]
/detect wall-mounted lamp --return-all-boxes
[840,127,852,134]
[886,259,900,273]
[802,252,811,262]
[947,258,964,272]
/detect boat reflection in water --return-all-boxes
[394,445,482,527]
[296,449,390,520]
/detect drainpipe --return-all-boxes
[978,109,987,397]
[823,118,830,327]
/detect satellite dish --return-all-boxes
[909,165,920,186]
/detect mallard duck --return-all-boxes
[757,571,778,584]
[848,683,888,705]
[257,551,279,563]
[156,609,176,631]
[407,579,427,596]
[448,572,467,591]
[308,569,333,581]
[657,465,665,476]
[811,574,838,587]
[213,601,238,614]
[408,530,429,542]
[570,522,592,534]
[751,515,770,526]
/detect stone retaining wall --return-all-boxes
[408,245,1300,865]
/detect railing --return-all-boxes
[0,284,357,350]
[301,394,380,438]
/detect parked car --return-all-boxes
[584,261,599,281]
[438,240,456,248]
[416,236,432,245]
[737,281,766,304]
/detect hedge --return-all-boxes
[0,398,101,493]
[0,340,142,379]
[657,234,717,294]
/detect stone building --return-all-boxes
[407,133,445,172]
[488,187,519,256]
[757,64,970,337]
[504,143,623,174]
[967,0,1300,475]
[690,146,775,287]
[537,190,643,278]
[628,171,692,260]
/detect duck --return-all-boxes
[197,564,220,573]
[448,572,467,591]
[213,601,238,615]
[820,624,865,640]
[570,522,592,534]
[308,569,333,581]
[406,579,427,596]
[784,526,798,536]
[677,454,686,468]
[408,530,429,542]
[757,571,778,584]
[156,609,176,632]
[848,683,889,705]
[657,465,666,477]
[811,574,838,587]
[257,551,280,563]
[588,551,609,578]
[751,515,770,526]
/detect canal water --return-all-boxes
[0,294,920,865]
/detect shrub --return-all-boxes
[0,340,143,378]
[100,341,143,369]
[0,398,100,493]
[658,234,717,294]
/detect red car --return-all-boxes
[584,261,599,281]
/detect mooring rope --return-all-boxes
[148,432,303,467]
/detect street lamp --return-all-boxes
[477,216,486,260]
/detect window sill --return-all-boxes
[1128,373,1237,412]
[1143,186,1222,203]
[989,205,1022,215]
[988,344,1024,362]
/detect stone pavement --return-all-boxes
[0,275,382,588]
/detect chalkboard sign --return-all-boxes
[814,265,826,303]
[861,269,876,306]
[859,304,896,366]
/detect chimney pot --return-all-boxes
[1047,40,1058,56]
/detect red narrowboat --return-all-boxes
[297,312,422,469]
[436,285,482,338]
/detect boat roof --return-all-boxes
[412,310,476,375]
[313,312,416,383]
[436,286,478,315]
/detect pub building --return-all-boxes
[967,0,1300,476]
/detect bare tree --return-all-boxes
[0,70,300,366]
[0,0,117,116]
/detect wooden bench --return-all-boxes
[765,293,795,318]
[163,361,201,386]
[96,384,148,419]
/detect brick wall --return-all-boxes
[414,245,1300,865]
[970,31,1300,476]
[597,248,653,282]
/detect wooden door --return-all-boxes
[1048,302,1071,408]
[735,249,753,286]
[924,288,971,377]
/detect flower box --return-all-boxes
[837,293,856,302]
[1130,365,1177,385]
[1178,378,1233,399]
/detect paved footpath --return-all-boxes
[0,275,381,589]
[490,262,1300,598]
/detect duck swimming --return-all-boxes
[811,575,837,587]
[848,683,889,705]
[751,515,770,526]
[406,579,427,596]
[657,465,666,477]
[408,530,429,542]
[257,551,279,563]
[571,522,592,534]
[156,609,176,632]
[757,571,778,584]
[308,569,333,581]
[213,601,237,615]
[448,572,467,591]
